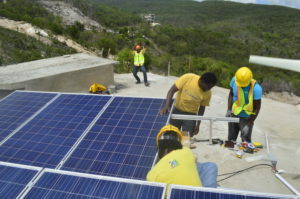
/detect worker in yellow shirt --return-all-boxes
[160,73,217,147]
[89,83,109,94]
[147,124,218,188]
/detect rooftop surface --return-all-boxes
[113,72,300,196]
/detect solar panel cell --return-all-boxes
[0,91,57,142]
[168,185,297,199]
[24,171,165,199]
[0,94,111,168]
[61,96,168,179]
[0,164,38,198]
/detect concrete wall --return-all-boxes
[9,63,114,93]
[0,53,117,93]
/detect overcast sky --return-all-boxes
[196,0,300,9]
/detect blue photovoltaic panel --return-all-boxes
[0,94,111,168]
[168,187,296,199]
[24,171,165,199]
[0,91,57,142]
[62,96,168,180]
[0,164,37,198]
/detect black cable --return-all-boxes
[217,164,272,183]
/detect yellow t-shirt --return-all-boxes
[146,147,202,187]
[174,73,211,113]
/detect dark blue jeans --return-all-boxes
[228,113,253,142]
[197,162,218,188]
[132,65,148,83]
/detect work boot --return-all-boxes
[190,138,195,144]
[145,82,150,86]
[190,143,197,149]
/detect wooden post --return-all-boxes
[168,60,171,76]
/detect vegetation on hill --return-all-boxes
[1,0,300,95]
[0,0,76,65]
[92,0,300,95]
[0,27,75,65]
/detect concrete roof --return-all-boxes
[114,73,300,196]
[0,53,117,85]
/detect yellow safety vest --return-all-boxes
[134,51,144,66]
[232,79,256,116]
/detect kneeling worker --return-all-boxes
[147,125,218,188]
[89,83,110,94]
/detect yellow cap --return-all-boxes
[156,124,183,145]
[235,67,253,87]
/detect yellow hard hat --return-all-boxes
[235,67,253,87]
[156,124,183,145]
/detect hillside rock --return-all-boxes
[39,0,102,30]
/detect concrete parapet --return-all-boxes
[0,53,117,93]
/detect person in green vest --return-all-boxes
[132,44,149,86]
[226,67,262,143]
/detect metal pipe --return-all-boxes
[171,114,239,123]
[209,120,213,144]
[171,114,239,144]
[275,172,300,196]
[249,55,300,73]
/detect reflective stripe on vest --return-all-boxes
[232,79,256,116]
[134,51,144,66]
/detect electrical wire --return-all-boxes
[217,164,273,183]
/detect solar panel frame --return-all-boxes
[0,93,112,168]
[60,95,169,180]
[0,91,58,143]
[167,184,298,199]
[20,168,166,199]
[0,161,42,199]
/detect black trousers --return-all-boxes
[170,107,196,137]
[228,113,253,142]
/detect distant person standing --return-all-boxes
[160,73,217,147]
[132,44,149,86]
[226,67,262,143]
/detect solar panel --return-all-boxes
[0,94,111,168]
[61,96,168,180]
[167,184,297,199]
[0,162,40,199]
[0,91,57,142]
[23,169,166,199]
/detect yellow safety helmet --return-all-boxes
[156,124,183,145]
[235,67,253,87]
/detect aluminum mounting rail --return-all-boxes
[171,114,239,144]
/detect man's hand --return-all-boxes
[159,106,170,115]
[225,110,232,117]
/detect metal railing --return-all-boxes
[171,114,239,144]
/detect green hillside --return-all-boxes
[91,0,300,95]
[1,0,300,95]
[0,27,76,65]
